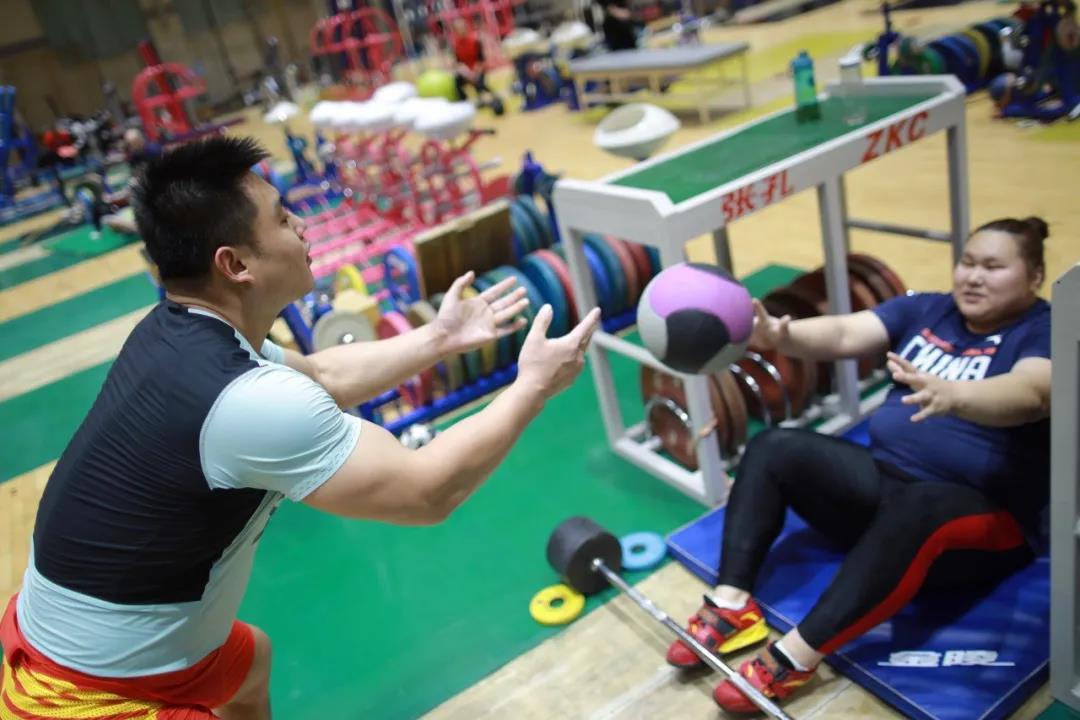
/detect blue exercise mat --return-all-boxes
[666,422,1049,720]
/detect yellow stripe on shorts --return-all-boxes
[1,659,164,720]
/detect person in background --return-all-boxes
[597,0,639,51]
[449,16,504,112]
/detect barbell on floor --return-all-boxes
[546,516,796,720]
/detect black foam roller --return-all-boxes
[546,516,622,595]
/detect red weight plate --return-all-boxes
[764,286,820,321]
[605,236,641,308]
[760,289,816,410]
[623,240,656,289]
[736,354,786,424]
[640,365,729,470]
[788,270,877,386]
[849,253,907,298]
[847,255,893,306]
[532,248,578,323]
[713,368,749,456]
[792,267,879,314]
[757,295,820,415]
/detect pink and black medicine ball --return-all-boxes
[637,262,754,375]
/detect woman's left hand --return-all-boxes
[887,352,960,422]
[435,271,530,355]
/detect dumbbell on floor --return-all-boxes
[546,516,795,720]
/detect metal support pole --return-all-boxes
[837,175,851,256]
[1051,265,1080,712]
[946,121,970,265]
[712,226,733,273]
[563,228,623,446]
[818,177,859,420]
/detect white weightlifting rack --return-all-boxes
[552,75,970,506]
[1051,263,1080,713]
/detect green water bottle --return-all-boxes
[792,50,821,122]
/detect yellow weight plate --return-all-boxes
[406,299,438,327]
[462,286,497,376]
[335,288,381,329]
[529,583,585,626]
[335,264,369,295]
[960,29,990,79]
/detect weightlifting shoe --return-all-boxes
[712,641,815,713]
[665,595,769,669]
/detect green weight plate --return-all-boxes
[519,254,570,336]
[517,195,551,248]
[645,245,662,276]
[486,266,531,358]
[921,46,946,75]
[509,200,538,255]
[584,234,628,315]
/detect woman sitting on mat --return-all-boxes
[667,217,1053,713]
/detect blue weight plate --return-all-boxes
[516,199,542,255]
[584,234,628,315]
[383,245,422,306]
[512,198,542,255]
[583,243,615,317]
[946,35,982,79]
[519,254,569,336]
[554,243,615,317]
[930,38,976,85]
[508,203,531,260]
[620,531,667,571]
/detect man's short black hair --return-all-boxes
[132,136,271,282]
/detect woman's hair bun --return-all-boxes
[1022,216,1049,242]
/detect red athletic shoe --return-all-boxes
[665,595,770,669]
[712,642,815,713]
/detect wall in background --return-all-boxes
[0,0,325,130]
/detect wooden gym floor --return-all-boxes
[1,0,1078,717]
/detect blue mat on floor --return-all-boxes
[666,423,1049,720]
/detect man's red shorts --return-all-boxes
[0,593,254,719]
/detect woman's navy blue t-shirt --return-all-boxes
[869,292,1051,544]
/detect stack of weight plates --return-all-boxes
[639,365,748,469]
[510,194,555,259]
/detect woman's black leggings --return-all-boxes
[718,428,1032,654]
